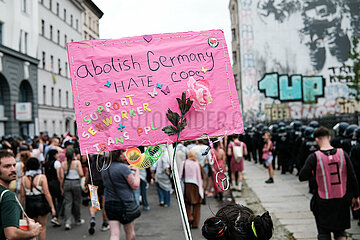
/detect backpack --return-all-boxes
[233,142,243,163]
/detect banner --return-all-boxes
[67,30,243,154]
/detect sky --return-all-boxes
[92,0,232,53]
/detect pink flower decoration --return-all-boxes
[187,77,213,111]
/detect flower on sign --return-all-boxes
[187,77,213,111]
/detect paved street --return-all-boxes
[240,160,360,240]
[47,184,225,240]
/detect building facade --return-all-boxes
[37,0,84,137]
[0,0,39,137]
[82,0,103,40]
[229,0,242,112]
[232,0,360,122]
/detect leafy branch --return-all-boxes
[162,91,193,136]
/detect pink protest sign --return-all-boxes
[67,30,243,155]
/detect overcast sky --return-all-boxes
[92,0,232,53]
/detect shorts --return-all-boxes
[105,200,137,225]
[265,155,273,167]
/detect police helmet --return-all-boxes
[269,124,279,133]
[300,125,307,134]
[290,120,302,131]
[353,127,360,141]
[304,127,314,138]
[333,122,349,136]
[285,125,293,132]
[309,121,319,129]
[278,122,285,131]
[344,124,358,138]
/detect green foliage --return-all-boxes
[338,36,360,101]
[162,91,193,136]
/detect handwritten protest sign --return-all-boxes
[67,30,243,155]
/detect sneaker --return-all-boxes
[265,178,274,184]
[143,206,150,211]
[65,223,71,230]
[76,219,85,226]
[100,223,110,232]
[88,218,96,235]
[51,217,61,226]
[164,204,169,208]
[159,201,164,207]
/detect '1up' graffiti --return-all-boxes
[258,73,325,103]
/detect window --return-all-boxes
[63,9,66,22]
[42,51,46,69]
[232,28,236,41]
[44,120,47,130]
[22,0,27,13]
[84,12,87,26]
[59,120,62,132]
[232,51,237,64]
[64,34,67,45]
[0,22,3,44]
[89,16,91,29]
[66,91,69,107]
[76,19,78,30]
[64,62,68,77]
[49,0,52,11]
[58,58,61,75]
[58,89,61,107]
[84,31,87,40]
[43,85,46,104]
[41,20,45,36]
[56,2,59,15]
[50,55,54,72]
[51,87,54,106]
[57,30,60,44]
[70,14,73,27]
[19,30,22,52]
[50,25,53,40]
[52,120,55,133]
[24,32,28,54]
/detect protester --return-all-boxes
[62,148,85,230]
[85,153,109,235]
[154,145,172,207]
[202,203,273,240]
[179,149,204,229]
[175,141,189,172]
[102,149,140,240]
[211,140,226,201]
[191,140,212,196]
[299,127,360,240]
[136,168,152,211]
[262,132,274,184]
[44,149,64,226]
[58,140,74,163]
[228,135,248,191]
[20,157,56,240]
[0,150,43,239]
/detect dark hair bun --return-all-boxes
[253,211,273,240]
[202,217,228,240]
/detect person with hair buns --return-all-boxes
[202,203,273,240]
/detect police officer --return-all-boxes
[350,127,360,223]
[269,124,279,169]
[289,121,302,173]
[297,127,319,171]
[276,123,292,174]
[244,126,257,163]
[341,124,358,154]
[256,123,265,165]
[331,122,349,148]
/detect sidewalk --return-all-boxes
[237,160,360,240]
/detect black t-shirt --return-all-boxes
[299,148,359,230]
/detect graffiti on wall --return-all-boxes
[239,0,258,111]
[238,0,359,121]
[257,0,355,72]
[264,103,290,121]
[258,73,325,103]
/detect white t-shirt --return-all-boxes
[54,160,61,169]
